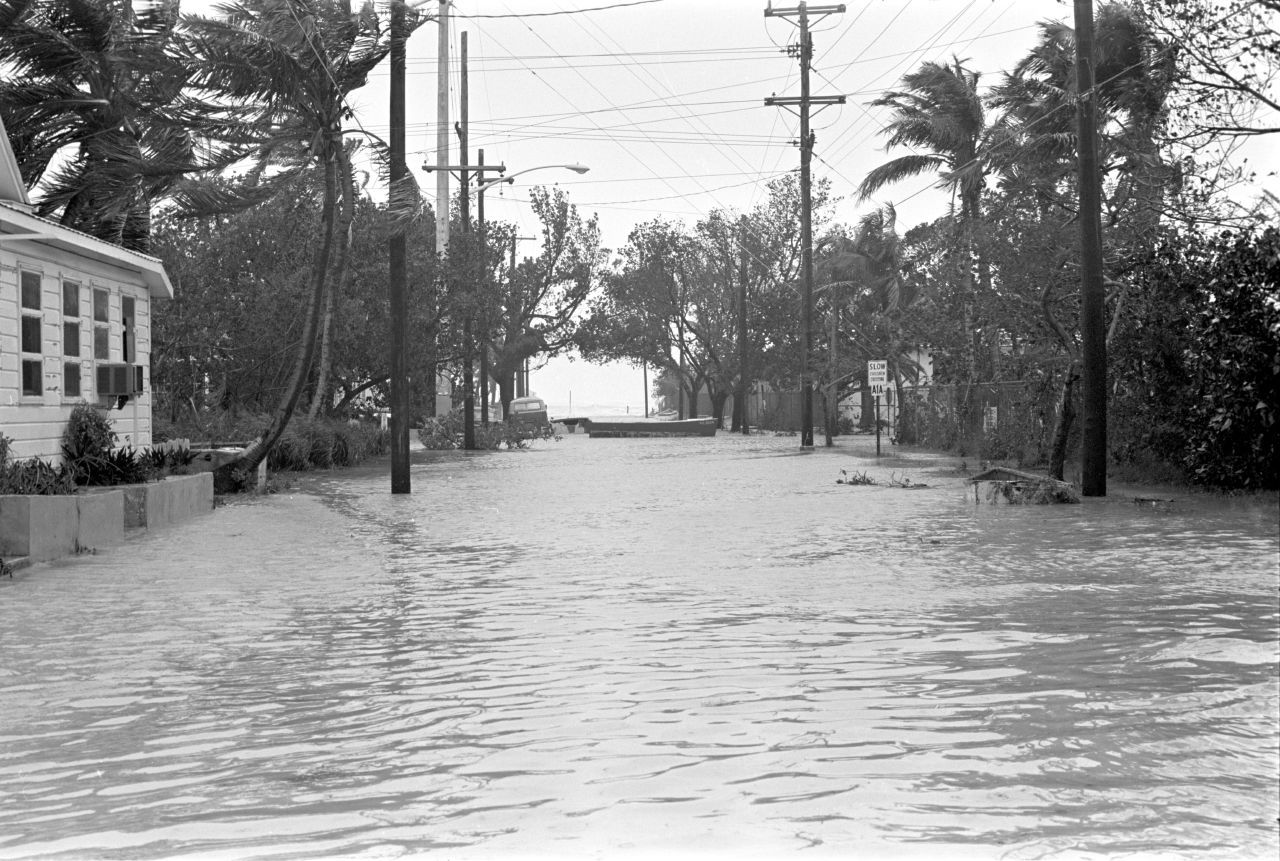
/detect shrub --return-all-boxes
[61,406,119,486]
[260,417,390,472]
[417,411,556,450]
[0,458,76,495]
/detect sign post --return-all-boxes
[868,360,888,457]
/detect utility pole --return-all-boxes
[1074,0,1107,496]
[388,0,410,493]
[478,148,489,427]
[434,0,449,255]
[765,2,845,448]
[424,36,501,444]
[507,235,535,402]
[677,278,686,419]
[459,31,474,450]
[737,216,750,435]
[443,36,502,446]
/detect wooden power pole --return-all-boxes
[388,0,410,493]
[765,2,845,448]
[1074,0,1107,496]
[434,0,449,256]
[459,32,474,450]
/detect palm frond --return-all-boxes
[857,154,948,201]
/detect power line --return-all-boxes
[448,0,667,18]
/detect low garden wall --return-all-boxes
[1,472,213,564]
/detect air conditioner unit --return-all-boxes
[96,363,144,397]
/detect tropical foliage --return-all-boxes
[1,1,1274,490]
[0,0,236,251]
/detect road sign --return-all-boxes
[868,360,887,396]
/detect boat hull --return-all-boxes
[583,418,717,438]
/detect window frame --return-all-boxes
[19,269,44,398]
[92,287,111,361]
[64,361,82,398]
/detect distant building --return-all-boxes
[0,116,173,462]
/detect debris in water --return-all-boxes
[969,466,1081,504]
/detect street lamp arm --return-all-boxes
[476,163,588,193]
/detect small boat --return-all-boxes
[583,417,717,438]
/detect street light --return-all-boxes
[420,160,590,445]
[420,161,590,193]
[473,163,590,194]
[474,163,589,427]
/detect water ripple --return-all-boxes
[0,435,1275,859]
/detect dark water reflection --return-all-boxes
[1,433,1276,860]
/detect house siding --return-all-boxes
[1,244,157,463]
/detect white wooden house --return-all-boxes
[0,117,173,463]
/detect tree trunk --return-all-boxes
[308,146,357,419]
[498,372,516,421]
[307,273,335,418]
[217,153,339,489]
[1048,363,1079,481]
[710,388,729,428]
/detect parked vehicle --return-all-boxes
[508,396,550,428]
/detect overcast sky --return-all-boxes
[388,0,1072,413]
[185,0,1276,416]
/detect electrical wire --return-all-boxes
[448,0,668,19]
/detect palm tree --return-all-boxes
[179,0,410,485]
[857,57,994,443]
[993,3,1175,241]
[0,0,235,252]
[815,204,912,439]
[991,3,1176,478]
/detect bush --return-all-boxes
[418,411,556,450]
[61,405,115,481]
[0,458,76,495]
[263,417,390,472]
[1179,229,1280,490]
[156,408,389,476]
[61,406,122,486]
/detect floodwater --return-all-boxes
[1,432,1276,861]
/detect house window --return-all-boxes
[20,270,43,396]
[93,287,110,360]
[65,362,82,397]
[121,295,136,362]
[63,279,81,358]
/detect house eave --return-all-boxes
[0,203,173,299]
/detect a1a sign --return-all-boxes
[868,360,888,396]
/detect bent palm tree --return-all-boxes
[180,0,412,485]
[993,4,1175,241]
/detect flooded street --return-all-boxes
[1,432,1276,860]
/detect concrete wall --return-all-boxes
[1,473,212,564]
[0,489,124,561]
[122,472,214,529]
